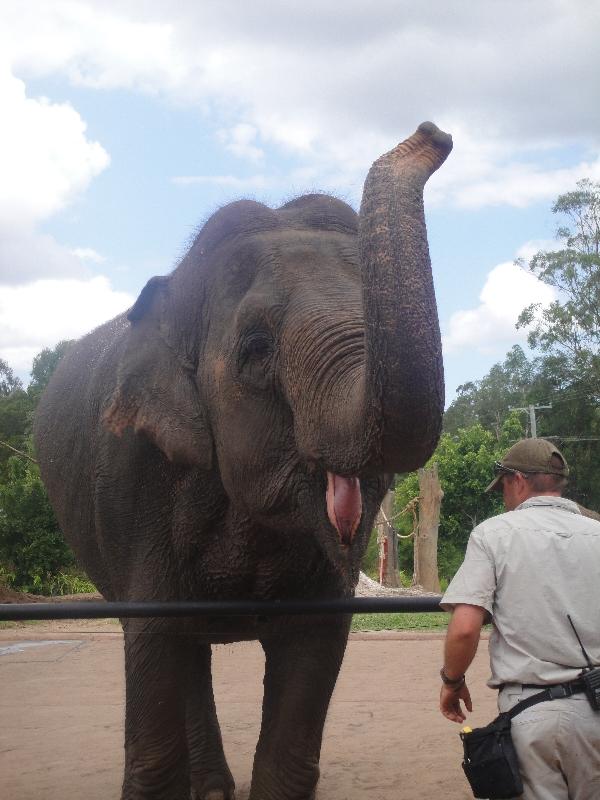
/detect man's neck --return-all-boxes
[522,490,562,502]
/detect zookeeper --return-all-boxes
[438,437,600,799]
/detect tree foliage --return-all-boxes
[0,342,85,594]
[0,455,75,593]
[28,340,74,401]
[0,358,23,396]
[393,415,524,582]
[517,179,600,390]
[446,179,600,512]
[444,345,536,438]
[445,351,600,510]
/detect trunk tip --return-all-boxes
[417,121,453,156]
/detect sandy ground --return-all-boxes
[0,618,497,800]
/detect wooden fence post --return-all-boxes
[413,464,443,592]
[376,488,399,587]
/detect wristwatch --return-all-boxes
[440,667,465,689]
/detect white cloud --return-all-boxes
[0,276,133,375]
[443,257,557,356]
[0,62,110,288]
[217,124,265,163]
[514,240,557,264]
[1,1,598,209]
[172,174,269,190]
[0,68,109,229]
[3,3,186,93]
[422,125,600,210]
[0,226,96,285]
[452,156,600,210]
[71,247,106,263]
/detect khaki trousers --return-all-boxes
[498,685,600,800]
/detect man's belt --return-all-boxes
[498,678,585,708]
[521,679,585,696]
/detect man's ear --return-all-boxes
[103,275,213,469]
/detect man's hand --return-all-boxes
[440,681,473,723]
[439,604,486,723]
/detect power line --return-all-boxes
[534,388,600,407]
[543,436,600,443]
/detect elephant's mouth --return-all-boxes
[326,472,362,547]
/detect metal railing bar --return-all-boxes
[0,596,443,621]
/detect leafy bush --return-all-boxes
[393,414,525,583]
[0,455,80,594]
[39,570,97,596]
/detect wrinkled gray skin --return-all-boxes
[34,123,452,800]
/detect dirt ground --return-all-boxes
[0,618,497,800]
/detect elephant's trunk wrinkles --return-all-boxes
[359,122,452,473]
[320,122,452,476]
[283,298,367,546]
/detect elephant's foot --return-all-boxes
[121,751,190,800]
[122,776,189,800]
[248,784,316,800]
[191,770,235,800]
[249,753,319,800]
[192,790,234,800]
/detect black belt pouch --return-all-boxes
[461,712,523,799]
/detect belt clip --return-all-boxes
[548,684,571,699]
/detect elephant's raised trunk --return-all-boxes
[358,121,452,473]
[301,123,452,480]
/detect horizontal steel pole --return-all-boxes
[0,596,443,621]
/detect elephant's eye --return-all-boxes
[238,331,275,386]
[243,333,272,360]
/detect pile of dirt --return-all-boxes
[0,587,102,604]
[355,572,438,597]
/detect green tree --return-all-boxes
[0,358,23,395]
[0,342,88,594]
[445,353,600,511]
[28,340,74,402]
[394,414,524,582]
[444,345,538,437]
[514,179,600,509]
[445,180,600,512]
[0,359,32,481]
[517,179,600,388]
[0,455,75,592]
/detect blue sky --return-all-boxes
[0,1,599,405]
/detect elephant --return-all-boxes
[34,121,452,800]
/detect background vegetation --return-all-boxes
[0,342,96,595]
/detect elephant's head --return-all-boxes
[103,122,452,582]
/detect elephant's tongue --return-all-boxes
[326,473,362,546]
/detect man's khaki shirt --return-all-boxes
[441,496,600,687]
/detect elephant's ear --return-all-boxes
[103,275,213,469]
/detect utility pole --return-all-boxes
[510,404,552,437]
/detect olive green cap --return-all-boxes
[485,438,569,493]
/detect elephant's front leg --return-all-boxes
[186,639,235,800]
[121,620,190,800]
[250,616,351,800]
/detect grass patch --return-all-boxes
[0,619,46,630]
[1,614,449,633]
[351,611,449,631]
